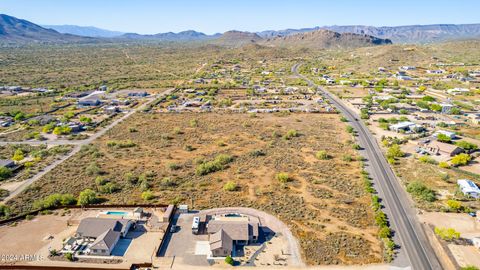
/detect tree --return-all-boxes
[77,189,97,206]
[434,227,460,241]
[451,153,471,166]
[436,133,451,143]
[379,226,392,238]
[387,144,404,159]
[455,141,478,152]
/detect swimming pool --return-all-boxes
[105,211,129,216]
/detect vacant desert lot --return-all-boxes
[8,112,382,265]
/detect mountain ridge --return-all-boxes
[42,24,124,38]
[2,13,480,44]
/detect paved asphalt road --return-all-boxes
[2,89,175,202]
[292,64,442,270]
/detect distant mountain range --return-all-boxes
[0,14,91,43]
[120,30,220,41]
[42,25,124,38]
[1,13,480,46]
[263,29,392,48]
[258,24,480,43]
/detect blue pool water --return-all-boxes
[106,211,129,216]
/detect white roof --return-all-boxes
[457,179,480,193]
[434,130,456,137]
[390,121,415,129]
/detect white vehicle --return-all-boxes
[192,216,200,234]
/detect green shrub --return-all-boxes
[95,176,108,186]
[64,252,74,261]
[168,163,181,170]
[0,166,12,180]
[225,255,234,266]
[315,150,329,160]
[343,155,353,162]
[387,144,404,159]
[223,181,238,192]
[0,204,11,218]
[438,162,450,169]
[98,182,120,194]
[33,193,77,209]
[451,153,471,166]
[436,133,451,143]
[446,200,462,212]
[53,125,72,135]
[160,177,177,187]
[455,141,478,151]
[379,226,391,238]
[283,129,299,140]
[419,156,437,164]
[275,172,291,183]
[124,172,138,184]
[250,149,266,157]
[434,227,460,241]
[195,154,233,176]
[77,189,97,206]
[141,191,154,201]
[346,125,354,133]
[406,181,436,202]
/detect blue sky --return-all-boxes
[1,0,479,34]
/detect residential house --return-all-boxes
[433,130,456,140]
[457,179,480,199]
[78,98,101,106]
[75,217,134,256]
[89,229,120,256]
[389,121,423,133]
[440,103,454,114]
[447,88,470,95]
[209,229,233,257]
[400,66,416,71]
[30,115,56,125]
[104,106,120,114]
[206,215,260,257]
[427,70,444,74]
[128,91,148,97]
[467,113,480,125]
[417,140,463,157]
